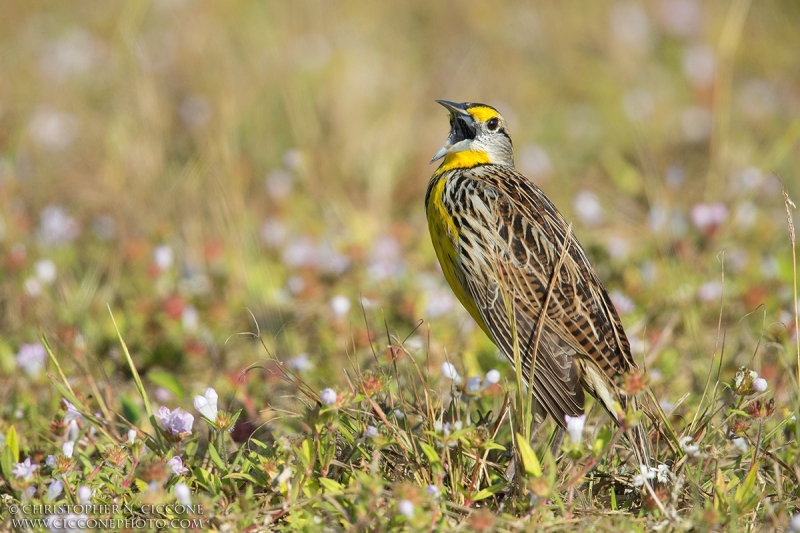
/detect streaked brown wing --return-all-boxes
[447,175,586,423]
[450,166,636,422]
[489,174,635,380]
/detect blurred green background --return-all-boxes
[1,0,799,418]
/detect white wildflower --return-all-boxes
[398,499,414,518]
[679,435,703,457]
[174,482,192,506]
[440,362,461,384]
[193,387,219,421]
[565,414,586,444]
[61,441,74,459]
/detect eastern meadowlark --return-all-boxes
[425,100,651,467]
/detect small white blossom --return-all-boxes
[329,295,351,318]
[174,482,192,506]
[398,499,414,518]
[193,387,219,421]
[127,429,137,444]
[46,480,63,502]
[153,244,174,271]
[483,369,501,386]
[426,484,440,497]
[78,485,92,504]
[565,414,586,444]
[35,259,57,284]
[45,455,56,468]
[440,362,461,384]
[752,377,767,392]
[61,441,74,458]
[632,463,656,487]
[679,435,703,457]
[732,437,749,454]
[181,305,199,331]
[789,514,800,532]
[320,388,337,406]
[67,420,79,442]
[656,463,670,484]
[365,426,378,438]
[24,277,42,297]
[393,409,404,420]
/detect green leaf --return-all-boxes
[472,481,507,501]
[208,443,227,472]
[225,472,260,484]
[108,307,152,417]
[593,425,612,456]
[5,426,19,462]
[300,438,312,467]
[734,464,759,509]
[482,441,506,452]
[147,370,186,399]
[319,477,344,494]
[419,442,441,465]
[516,433,542,477]
[120,396,141,425]
[1,426,19,481]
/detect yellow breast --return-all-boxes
[426,173,492,337]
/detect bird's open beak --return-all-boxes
[430,100,476,164]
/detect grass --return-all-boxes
[1,0,800,531]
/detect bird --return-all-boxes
[424,100,651,468]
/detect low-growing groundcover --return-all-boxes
[2,299,800,531]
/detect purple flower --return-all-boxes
[753,378,767,392]
[365,426,378,438]
[320,388,337,407]
[46,480,63,502]
[16,343,47,377]
[167,456,189,476]
[690,202,728,233]
[62,399,84,422]
[12,457,39,481]
[38,205,80,245]
[156,406,194,437]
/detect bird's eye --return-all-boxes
[487,117,499,131]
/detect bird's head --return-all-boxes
[430,100,514,171]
